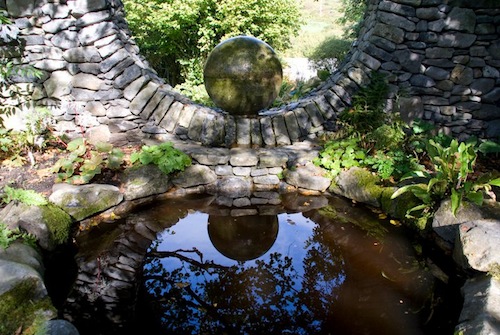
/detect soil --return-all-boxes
[0,144,141,199]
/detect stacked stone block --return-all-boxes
[1,0,499,147]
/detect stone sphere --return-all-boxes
[203,36,283,116]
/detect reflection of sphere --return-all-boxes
[203,36,283,116]
[208,215,279,261]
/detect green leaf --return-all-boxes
[66,137,85,151]
[95,142,113,153]
[489,178,500,187]
[466,191,483,206]
[450,188,461,216]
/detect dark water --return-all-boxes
[57,194,462,335]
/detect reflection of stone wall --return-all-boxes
[2,0,500,146]
[62,194,329,332]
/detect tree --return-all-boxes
[123,0,302,87]
[337,0,368,38]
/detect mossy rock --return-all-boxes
[49,183,123,221]
[0,202,72,250]
[331,167,385,207]
[0,278,56,335]
[41,204,73,246]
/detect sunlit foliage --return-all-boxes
[124,0,302,86]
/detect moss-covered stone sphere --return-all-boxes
[203,36,283,116]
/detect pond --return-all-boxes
[52,193,462,335]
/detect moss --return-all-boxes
[41,204,73,245]
[0,279,56,335]
[352,168,385,202]
[380,187,420,220]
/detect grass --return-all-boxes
[285,0,348,58]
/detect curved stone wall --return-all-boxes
[1,0,499,147]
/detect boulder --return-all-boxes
[331,167,383,207]
[0,202,72,250]
[121,165,172,200]
[455,275,500,335]
[171,165,217,189]
[284,162,331,192]
[454,219,500,273]
[49,183,123,221]
[432,199,485,248]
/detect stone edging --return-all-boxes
[1,142,500,334]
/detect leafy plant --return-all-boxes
[1,185,48,206]
[339,71,390,136]
[130,142,192,175]
[2,107,54,167]
[392,139,500,228]
[0,223,37,249]
[313,137,367,178]
[52,137,124,184]
[337,0,368,39]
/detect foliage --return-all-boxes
[0,223,37,249]
[0,11,51,164]
[130,142,192,175]
[392,139,500,229]
[315,71,421,181]
[0,12,44,123]
[124,0,301,86]
[313,137,366,178]
[339,71,390,135]
[52,137,124,184]
[364,149,417,181]
[337,0,368,38]
[272,77,321,107]
[308,36,352,65]
[1,185,48,206]
[0,107,54,167]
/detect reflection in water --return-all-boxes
[208,215,279,261]
[139,206,431,335]
[142,212,345,335]
[61,195,461,335]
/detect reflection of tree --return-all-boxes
[141,225,345,335]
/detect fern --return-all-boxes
[2,186,48,206]
[0,223,37,249]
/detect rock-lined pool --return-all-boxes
[55,194,462,335]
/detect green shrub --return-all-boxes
[130,142,192,175]
[339,71,390,135]
[124,0,301,86]
[308,37,352,65]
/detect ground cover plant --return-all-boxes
[314,71,500,230]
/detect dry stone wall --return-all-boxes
[1,0,499,147]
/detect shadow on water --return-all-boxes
[55,193,463,335]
